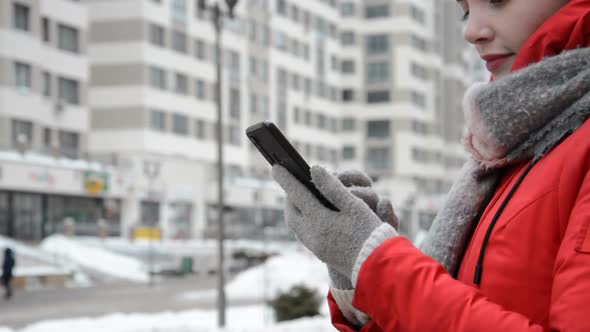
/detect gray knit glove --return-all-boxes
[272,164,398,280]
[329,170,399,289]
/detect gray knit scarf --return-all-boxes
[420,47,590,275]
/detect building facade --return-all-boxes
[0,0,130,241]
[84,0,474,241]
[0,0,475,241]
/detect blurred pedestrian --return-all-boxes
[2,248,15,300]
[272,0,590,331]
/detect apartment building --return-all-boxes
[0,0,128,241]
[84,0,474,240]
[0,0,474,241]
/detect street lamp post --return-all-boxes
[197,0,239,327]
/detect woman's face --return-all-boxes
[458,0,569,79]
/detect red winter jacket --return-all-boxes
[329,1,590,331]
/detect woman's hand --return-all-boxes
[272,164,398,280]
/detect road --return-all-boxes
[0,274,253,329]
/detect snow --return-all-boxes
[40,235,149,283]
[0,247,335,332]
[1,305,334,332]
[0,236,77,278]
[183,250,330,303]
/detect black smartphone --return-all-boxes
[246,121,338,211]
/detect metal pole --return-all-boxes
[213,3,226,327]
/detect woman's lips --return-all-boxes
[482,54,514,72]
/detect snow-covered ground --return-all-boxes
[0,305,334,332]
[0,237,335,332]
[40,235,149,283]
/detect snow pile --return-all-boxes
[1,305,333,332]
[183,250,330,302]
[40,235,149,283]
[0,236,77,278]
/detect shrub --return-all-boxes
[269,284,321,322]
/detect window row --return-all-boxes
[292,107,339,133]
[341,146,392,170]
[148,66,216,101]
[14,2,81,54]
[149,110,242,146]
[412,148,443,164]
[290,140,339,165]
[14,62,81,105]
[340,1,426,25]
[275,0,340,41]
[11,118,80,159]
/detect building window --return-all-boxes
[249,93,258,115]
[249,56,257,76]
[58,24,80,53]
[410,5,426,24]
[229,88,240,119]
[195,39,207,60]
[340,2,355,17]
[172,30,187,53]
[367,147,390,169]
[14,62,32,90]
[342,146,355,160]
[274,31,288,51]
[174,73,189,95]
[58,130,79,159]
[341,60,355,74]
[367,34,389,54]
[42,17,50,42]
[367,61,389,84]
[172,114,188,135]
[43,128,52,151]
[341,31,355,46]
[149,23,165,47]
[260,96,269,117]
[248,19,257,41]
[195,79,206,99]
[228,124,241,146]
[276,0,287,15]
[171,0,187,23]
[341,117,355,131]
[365,4,389,19]
[367,120,390,138]
[13,3,30,31]
[293,107,301,123]
[367,90,390,103]
[150,110,167,131]
[149,66,166,90]
[411,91,426,108]
[11,119,33,150]
[411,34,427,51]
[58,77,80,105]
[194,119,206,139]
[140,201,160,226]
[43,72,51,97]
[342,89,355,102]
[411,62,429,80]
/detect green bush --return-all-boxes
[269,284,321,322]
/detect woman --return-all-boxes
[272,0,590,331]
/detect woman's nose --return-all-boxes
[463,15,495,46]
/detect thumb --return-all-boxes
[310,165,357,211]
[377,198,399,230]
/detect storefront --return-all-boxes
[0,155,126,241]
